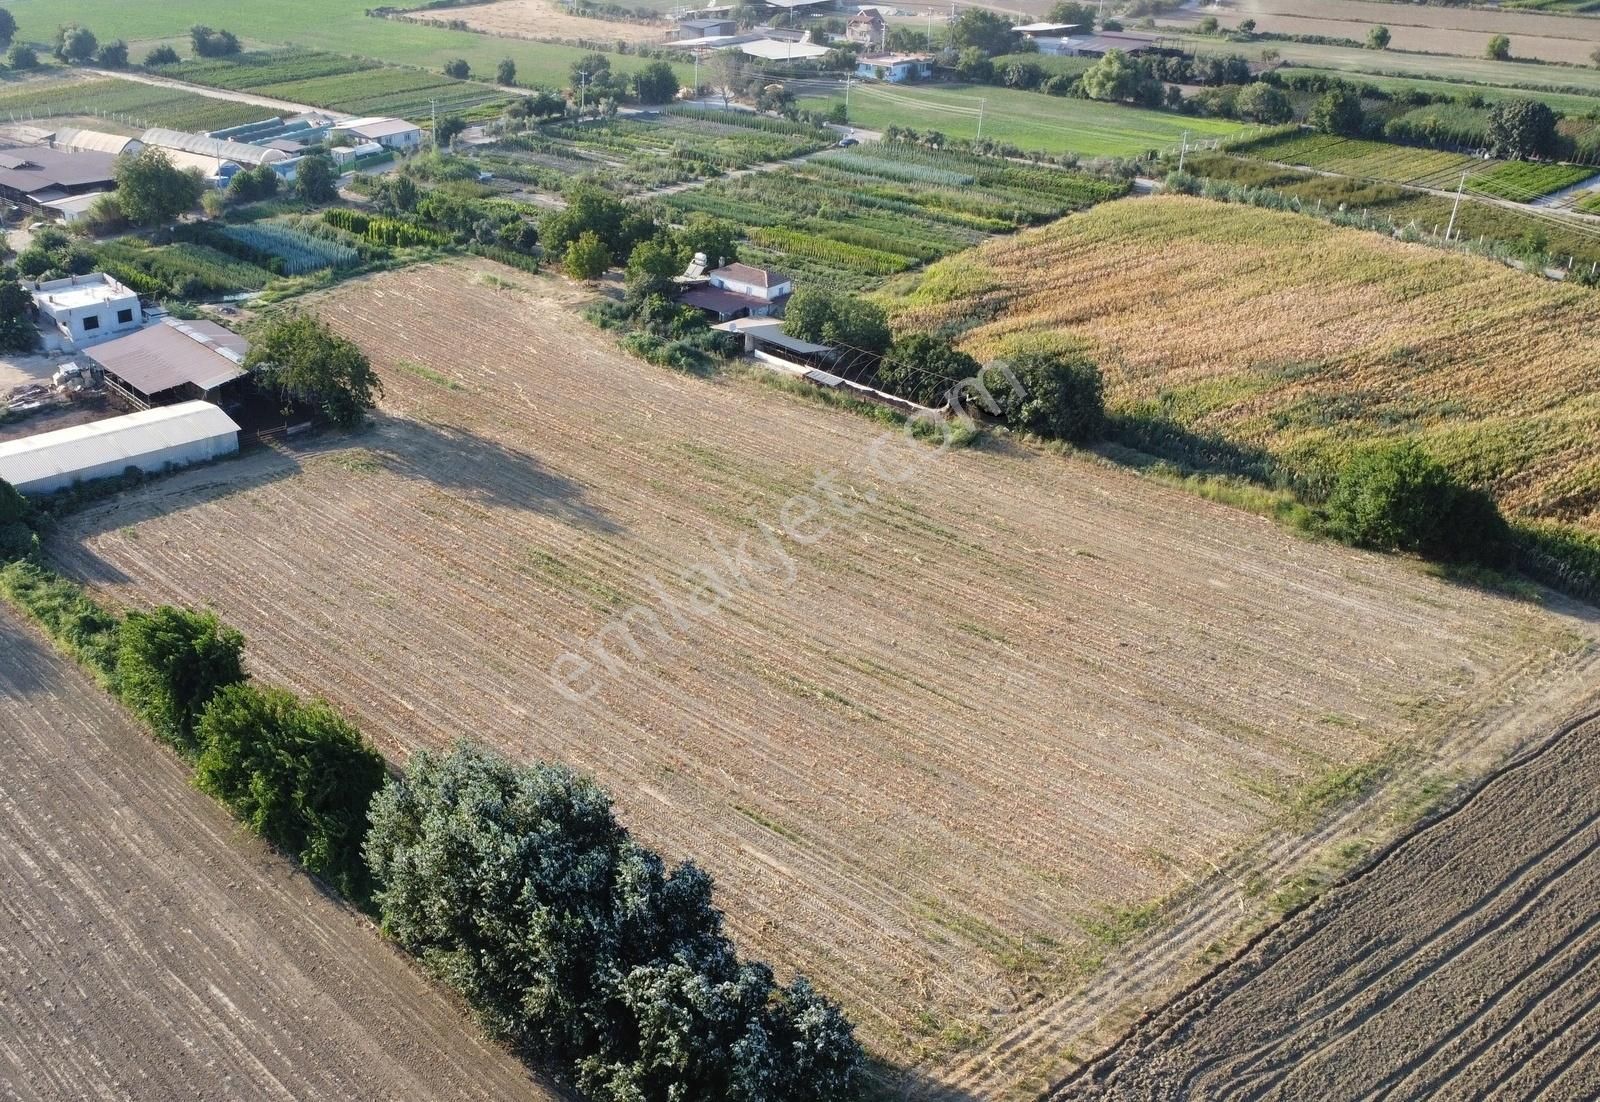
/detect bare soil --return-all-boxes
[1163,0,1600,66]
[410,0,666,45]
[44,261,1600,1090]
[0,607,564,1102]
[1055,703,1600,1102]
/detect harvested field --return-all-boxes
[409,0,665,44]
[0,607,560,1102]
[1160,0,1600,65]
[46,261,1600,1093]
[1057,703,1600,1102]
[895,196,1600,537]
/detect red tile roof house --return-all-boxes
[677,262,794,322]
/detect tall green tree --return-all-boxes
[1486,33,1510,60]
[783,289,890,356]
[95,39,128,68]
[1235,82,1292,124]
[1080,49,1142,103]
[195,684,386,903]
[949,9,1018,56]
[878,333,980,407]
[0,8,16,48]
[1325,443,1512,565]
[295,152,338,202]
[114,148,206,224]
[53,23,97,63]
[1485,99,1557,160]
[1367,25,1391,49]
[633,60,679,105]
[0,476,34,561]
[976,350,1104,443]
[443,58,469,79]
[116,607,246,759]
[496,57,517,85]
[245,314,382,428]
[0,273,37,354]
[563,231,611,280]
[1310,85,1365,136]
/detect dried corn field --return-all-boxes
[896,196,1600,537]
[47,262,1600,1096]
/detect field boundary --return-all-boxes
[1045,694,1600,1100]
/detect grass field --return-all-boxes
[44,259,1600,1097]
[660,142,1127,289]
[894,196,1600,538]
[1468,159,1597,201]
[1275,67,1600,117]
[800,82,1247,157]
[7,0,691,90]
[0,73,270,131]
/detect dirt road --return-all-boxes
[86,68,338,120]
[0,607,563,1102]
[1056,703,1600,1101]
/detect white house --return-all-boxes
[855,53,935,83]
[29,273,143,350]
[0,401,240,496]
[679,262,794,321]
[845,10,886,49]
[334,117,424,152]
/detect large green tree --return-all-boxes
[1310,85,1365,136]
[1485,99,1557,161]
[53,23,97,63]
[1080,49,1142,103]
[633,60,679,105]
[0,8,16,48]
[950,9,1018,56]
[877,332,981,407]
[116,607,246,759]
[1235,82,1292,124]
[0,477,34,561]
[783,289,890,357]
[977,350,1104,443]
[114,148,206,224]
[1325,443,1512,565]
[245,314,382,428]
[0,273,37,354]
[195,684,386,902]
[295,153,338,202]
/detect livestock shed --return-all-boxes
[0,401,240,496]
[85,318,249,410]
[0,145,117,215]
[140,128,290,167]
[51,127,144,157]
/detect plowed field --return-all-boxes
[1057,704,1600,1102]
[0,607,560,1102]
[45,262,1600,1094]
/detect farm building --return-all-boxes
[1014,21,1081,38]
[50,127,145,157]
[713,316,830,359]
[1045,31,1162,57]
[333,117,424,152]
[37,192,112,225]
[844,10,886,48]
[332,141,385,166]
[740,37,831,62]
[679,262,793,321]
[675,17,738,38]
[0,145,118,218]
[0,400,240,496]
[855,53,935,82]
[29,274,144,350]
[140,129,291,167]
[84,318,249,410]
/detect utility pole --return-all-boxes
[693,50,700,98]
[1445,170,1467,241]
[578,69,589,117]
[976,98,985,141]
[1178,130,1188,172]
[431,98,438,151]
[845,74,851,124]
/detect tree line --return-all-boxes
[0,492,865,1101]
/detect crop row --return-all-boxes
[95,240,275,298]
[1468,161,1596,202]
[322,209,448,248]
[222,223,360,275]
[156,49,383,91]
[0,78,267,132]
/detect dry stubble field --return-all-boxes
[0,607,560,1102]
[411,0,664,44]
[1058,703,1600,1102]
[1163,0,1600,66]
[46,262,1600,1095]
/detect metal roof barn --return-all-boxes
[140,129,290,167]
[0,401,240,496]
[84,319,249,408]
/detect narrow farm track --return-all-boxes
[1055,704,1600,1102]
[0,608,564,1102]
[46,262,1600,1090]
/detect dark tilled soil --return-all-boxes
[0,608,564,1102]
[1056,708,1600,1102]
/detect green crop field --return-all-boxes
[157,49,514,121]
[800,82,1246,157]
[1232,130,1483,189]
[661,141,1128,290]
[0,74,269,130]
[1468,161,1596,202]
[7,0,691,91]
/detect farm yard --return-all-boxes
[1157,0,1600,66]
[44,260,1600,1095]
[892,197,1600,542]
[0,607,561,1102]
[0,75,269,132]
[660,142,1128,290]
[1059,703,1600,1102]
[154,49,514,121]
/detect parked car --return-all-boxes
[836,136,859,147]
